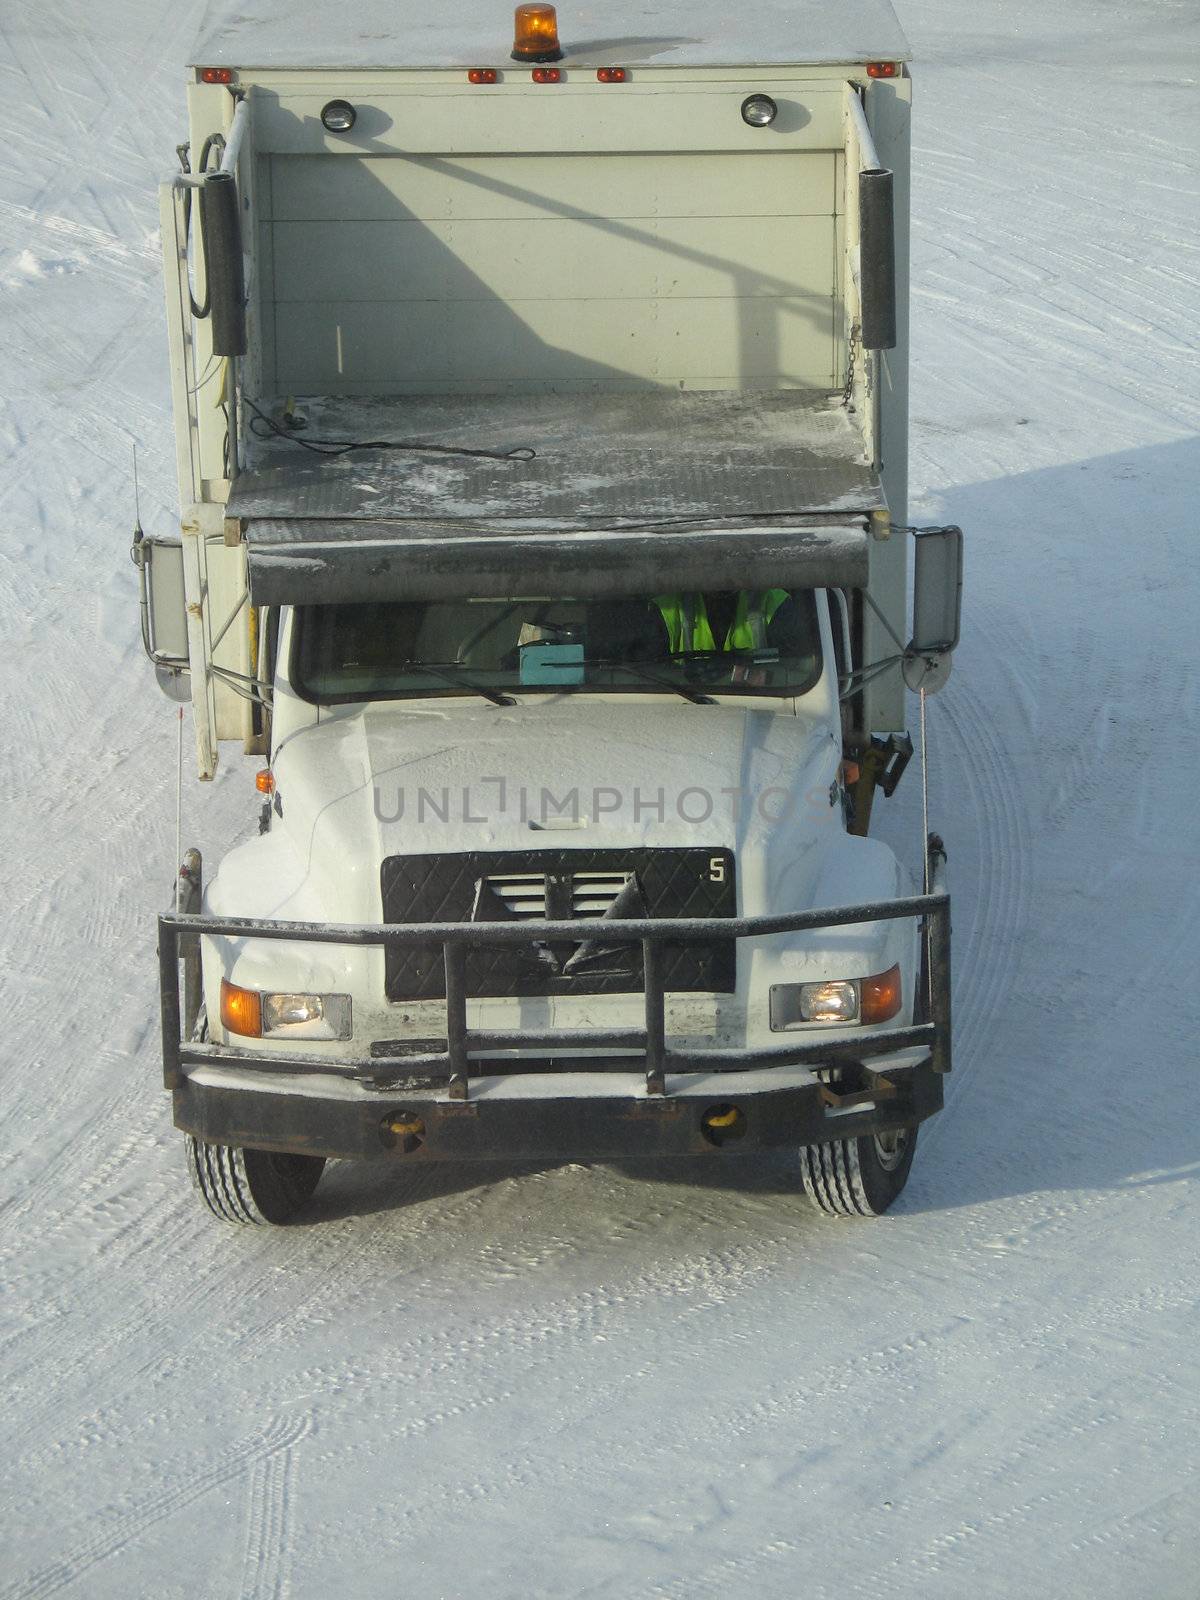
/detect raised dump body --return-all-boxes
[153,0,913,774]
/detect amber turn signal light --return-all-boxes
[860,963,902,1023]
[255,769,275,794]
[220,979,263,1038]
[512,3,562,62]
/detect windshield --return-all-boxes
[291,592,823,705]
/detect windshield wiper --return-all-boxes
[587,658,716,705]
[655,649,780,666]
[399,661,516,707]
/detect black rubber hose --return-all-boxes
[182,134,224,320]
[199,170,246,356]
[859,168,897,351]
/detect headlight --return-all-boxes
[221,980,352,1041]
[799,980,860,1023]
[263,991,352,1040]
[769,964,901,1029]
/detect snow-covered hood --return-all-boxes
[267,700,844,924]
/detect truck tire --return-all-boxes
[799,1126,917,1217]
[186,1136,325,1224]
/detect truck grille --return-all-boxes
[485,870,632,920]
[380,848,735,1001]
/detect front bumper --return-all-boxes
[175,1057,944,1162]
[160,849,951,1162]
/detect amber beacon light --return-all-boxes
[512,4,563,62]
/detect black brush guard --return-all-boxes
[159,849,950,1161]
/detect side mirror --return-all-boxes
[134,535,190,700]
[155,660,191,703]
[904,526,963,693]
[145,538,189,663]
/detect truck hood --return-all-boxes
[266,699,844,923]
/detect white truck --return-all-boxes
[139,0,962,1224]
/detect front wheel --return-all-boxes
[186,1137,325,1224]
[799,1126,917,1217]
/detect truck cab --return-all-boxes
[142,0,960,1223]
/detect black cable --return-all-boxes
[196,133,225,173]
[243,397,535,463]
[180,134,226,320]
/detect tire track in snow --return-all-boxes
[359,1214,1191,1597]
[1063,1480,1200,1582]
[239,1435,299,1600]
[342,1248,1196,1600]
[2,1160,537,1472]
[219,1164,724,1374]
[640,1536,804,1600]
[1039,631,1123,838]
[1,1412,311,1600]
[12,1178,800,1497]
[0,1072,158,1257]
[815,1286,1200,1600]
[0,895,170,1255]
[3,1179,733,1495]
[283,1307,978,1571]
[922,661,1032,1130]
[0,199,158,271]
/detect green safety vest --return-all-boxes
[652,590,790,653]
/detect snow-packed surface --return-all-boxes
[2,1,1199,1595]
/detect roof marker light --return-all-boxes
[740,94,778,127]
[866,61,898,78]
[596,67,627,83]
[532,67,562,83]
[468,68,499,83]
[320,99,357,133]
[200,67,233,85]
[512,4,563,63]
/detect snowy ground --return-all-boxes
[2,0,1199,1594]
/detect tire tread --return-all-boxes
[799,1127,916,1218]
[185,1137,324,1225]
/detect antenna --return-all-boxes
[131,443,152,657]
[132,443,144,543]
